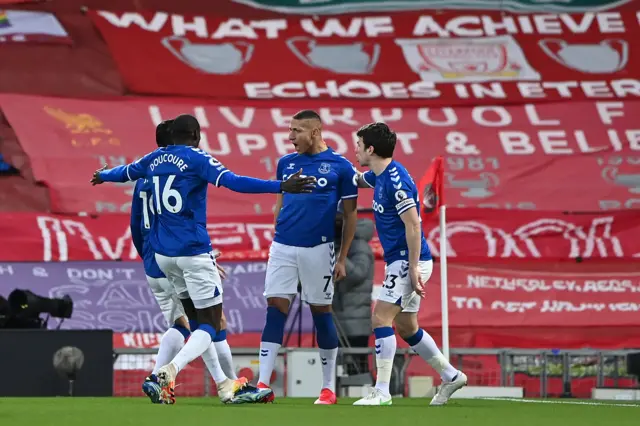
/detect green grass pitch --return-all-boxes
[1,397,638,426]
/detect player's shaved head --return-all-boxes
[289,110,325,154]
[171,114,201,147]
[292,109,322,124]
[156,119,173,147]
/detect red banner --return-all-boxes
[2,94,639,214]
[87,9,640,103]
[0,10,72,45]
[1,209,639,262]
[423,264,640,328]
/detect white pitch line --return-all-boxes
[483,397,640,408]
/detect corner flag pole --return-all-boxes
[439,204,450,360]
[419,156,448,360]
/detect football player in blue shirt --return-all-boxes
[91,114,315,403]
[133,120,188,404]
[352,122,467,406]
[255,110,359,405]
[133,120,252,404]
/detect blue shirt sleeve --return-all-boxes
[98,165,130,183]
[339,162,358,200]
[362,170,376,188]
[194,150,229,187]
[195,151,282,193]
[129,181,144,259]
[219,172,281,193]
[385,175,417,216]
[99,152,153,182]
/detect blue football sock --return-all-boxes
[258,307,287,386]
[313,312,339,392]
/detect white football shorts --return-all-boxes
[155,251,223,309]
[377,259,433,313]
[264,241,335,306]
[146,275,187,325]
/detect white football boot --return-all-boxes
[353,388,393,406]
[430,372,468,406]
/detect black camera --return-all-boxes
[0,289,73,329]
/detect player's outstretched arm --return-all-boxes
[90,164,125,185]
[90,154,152,185]
[217,170,280,193]
[198,151,282,193]
[195,150,316,193]
[218,170,315,194]
[211,166,316,194]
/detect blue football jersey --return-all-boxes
[100,144,283,257]
[362,161,432,264]
[121,145,233,257]
[130,179,165,278]
[275,148,358,247]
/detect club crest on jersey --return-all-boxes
[287,163,295,170]
[318,163,331,174]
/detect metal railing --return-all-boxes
[113,347,639,398]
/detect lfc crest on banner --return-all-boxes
[396,36,541,83]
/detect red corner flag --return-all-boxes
[418,156,444,215]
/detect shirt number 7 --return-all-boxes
[323,275,332,292]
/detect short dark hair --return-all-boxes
[156,120,173,147]
[356,122,396,158]
[171,114,200,142]
[292,109,321,122]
